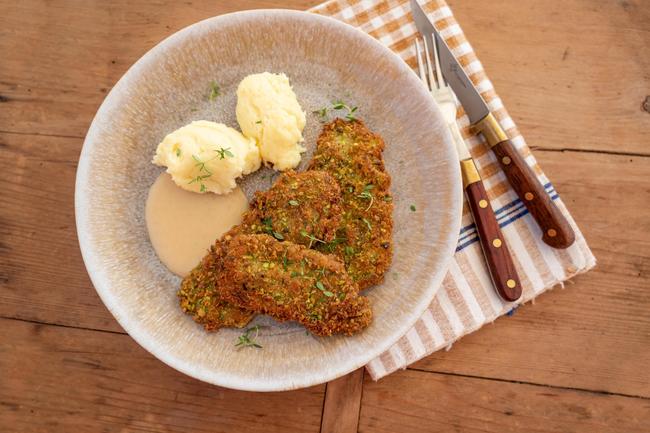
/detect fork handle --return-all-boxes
[461,160,522,302]
[491,139,575,249]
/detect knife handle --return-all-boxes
[464,171,522,302]
[491,139,575,249]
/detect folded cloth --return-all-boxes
[309,0,596,380]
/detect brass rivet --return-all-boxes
[524,192,534,201]
[506,279,517,289]
[492,238,502,248]
[547,229,557,237]
[479,199,488,208]
[502,156,511,165]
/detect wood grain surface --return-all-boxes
[1,0,648,432]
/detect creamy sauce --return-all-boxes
[145,173,248,277]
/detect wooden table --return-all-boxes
[1,1,649,432]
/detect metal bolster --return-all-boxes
[460,159,481,188]
[470,112,508,147]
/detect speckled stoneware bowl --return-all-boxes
[75,9,461,391]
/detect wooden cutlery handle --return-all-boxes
[492,139,575,249]
[465,179,522,302]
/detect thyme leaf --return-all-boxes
[235,325,263,349]
[208,81,220,101]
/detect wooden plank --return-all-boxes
[0,317,325,433]
[1,131,649,397]
[0,133,122,332]
[0,0,320,138]
[448,0,650,155]
[358,370,650,433]
[321,369,364,433]
[410,149,650,398]
[0,0,648,155]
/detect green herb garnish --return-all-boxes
[410,204,416,212]
[314,100,359,122]
[313,107,328,120]
[315,281,334,297]
[288,199,299,206]
[235,325,263,349]
[215,147,234,159]
[192,154,211,174]
[357,184,375,210]
[362,218,372,231]
[176,148,182,157]
[300,230,325,248]
[189,154,214,192]
[255,120,262,124]
[323,237,347,253]
[331,100,358,121]
[208,81,220,101]
[261,217,284,240]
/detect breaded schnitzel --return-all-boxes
[241,170,343,244]
[220,234,372,336]
[178,170,343,331]
[309,119,393,290]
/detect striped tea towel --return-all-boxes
[309,0,596,380]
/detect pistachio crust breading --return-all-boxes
[179,242,253,330]
[242,170,343,244]
[179,170,343,331]
[220,234,372,336]
[309,119,393,290]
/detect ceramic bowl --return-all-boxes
[75,9,461,391]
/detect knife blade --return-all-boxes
[410,0,576,249]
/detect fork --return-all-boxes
[415,35,522,302]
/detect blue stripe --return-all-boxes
[493,199,524,217]
[457,201,524,243]
[454,186,561,253]
[456,181,556,241]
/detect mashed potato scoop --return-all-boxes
[236,72,306,171]
[153,120,261,194]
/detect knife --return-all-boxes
[411,0,576,249]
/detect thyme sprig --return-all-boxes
[235,325,263,349]
[189,154,214,192]
[357,184,375,210]
[332,100,359,121]
[300,230,325,248]
[313,99,359,122]
[215,147,234,159]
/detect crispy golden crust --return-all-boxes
[178,242,253,330]
[220,234,372,336]
[178,170,344,331]
[241,170,343,245]
[309,119,394,289]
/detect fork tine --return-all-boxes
[422,36,437,90]
[414,38,428,86]
[430,32,446,87]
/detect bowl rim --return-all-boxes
[75,8,462,391]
